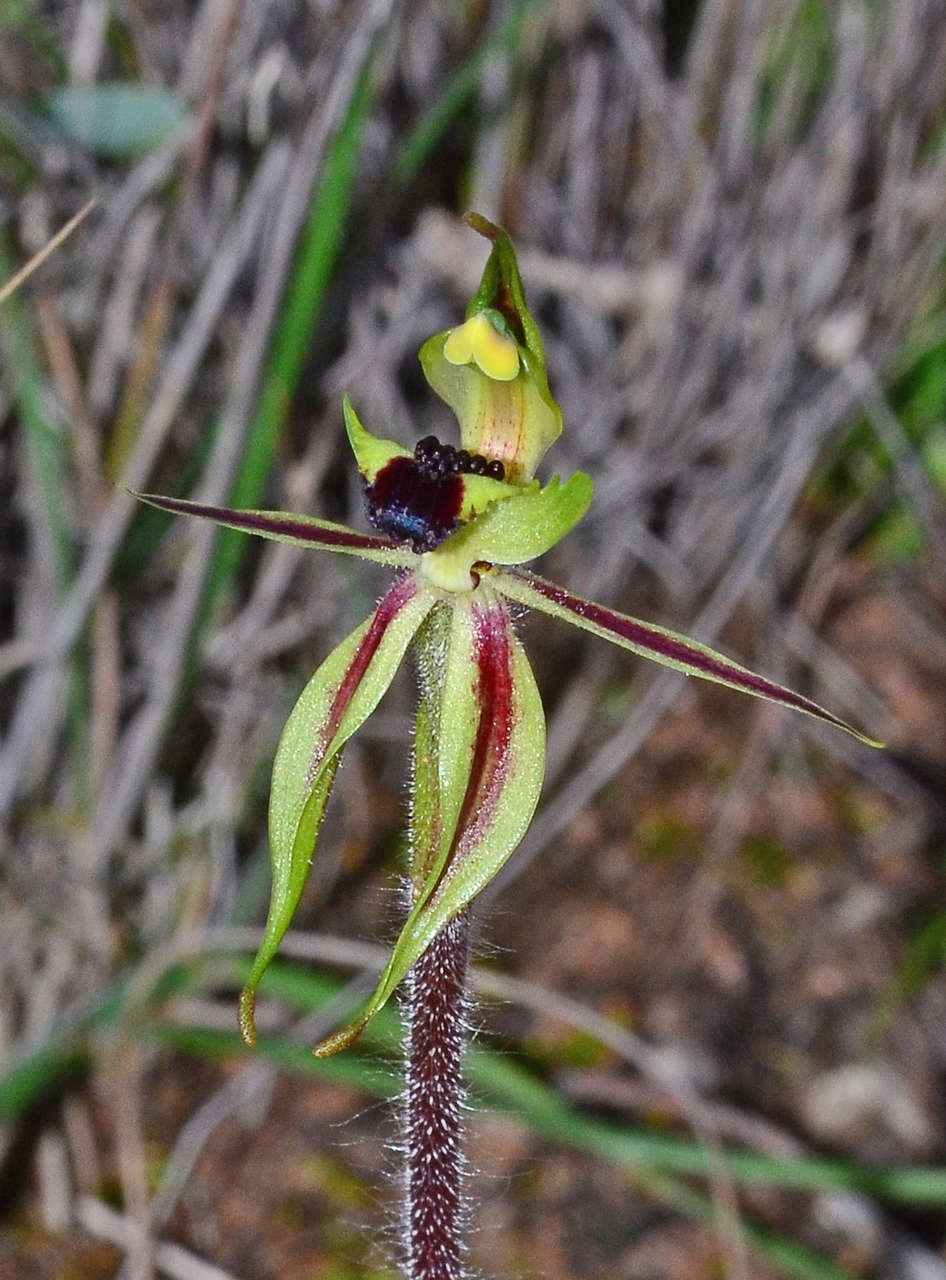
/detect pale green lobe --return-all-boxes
[493,568,884,748]
[238,576,436,1046]
[418,214,563,485]
[412,601,480,892]
[441,472,592,566]
[312,590,546,1058]
[419,472,593,593]
[342,394,411,481]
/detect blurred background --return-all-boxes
[2,1,946,1277]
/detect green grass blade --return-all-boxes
[203,55,376,624]
[392,0,549,184]
[0,233,73,591]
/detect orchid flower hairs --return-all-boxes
[134,213,880,1059]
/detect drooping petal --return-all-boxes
[494,568,883,747]
[239,575,437,1045]
[312,589,546,1057]
[130,490,416,567]
[418,215,562,484]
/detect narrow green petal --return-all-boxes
[312,589,546,1057]
[239,575,436,1045]
[130,490,416,566]
[494,569,884,748]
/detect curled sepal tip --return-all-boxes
[311,591,546,1056]
[239,576,436,1046]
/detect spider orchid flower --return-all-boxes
[134,214,880,1058]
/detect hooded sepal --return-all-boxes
[238,575,436,1046]
[311,589,546,1057]
[494,568,884,747]
[418,214,562,484]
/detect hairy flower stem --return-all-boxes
[403,912,472,1280]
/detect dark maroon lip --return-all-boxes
[362,437,507,554]
[364,456,465,552]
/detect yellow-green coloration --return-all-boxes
[342,395,411,480]
[419,472,593,593]
[443,309,521,381]
[420,214,562,484]
[314,586,546,1059]
[131,211,882,1062]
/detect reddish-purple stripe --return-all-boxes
[304,575,417,786]
[452,602,514,855]
[513,570,851,731]
[138,493,403,554]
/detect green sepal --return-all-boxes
[418,214,563,484]
[129,489,416,566]
[463,213,548,373]
[312,590,546,1057]
[343,394,411,481]
[239,577,436,1045]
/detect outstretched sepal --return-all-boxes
[238,576,437,1046]
[419,214,562,484]
[311,590,546,1056]
[129,489,415,567]
[494,569,884,747]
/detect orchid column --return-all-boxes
[134,214,879,1280]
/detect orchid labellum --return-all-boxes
[135,213,880,1063]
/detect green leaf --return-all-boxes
[239,576,435,1045]
[130,491,416,567]
[495,568,883,747]
[313,589,546,1056]
[42,83,188,158]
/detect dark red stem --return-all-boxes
[403,913,471,1280]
